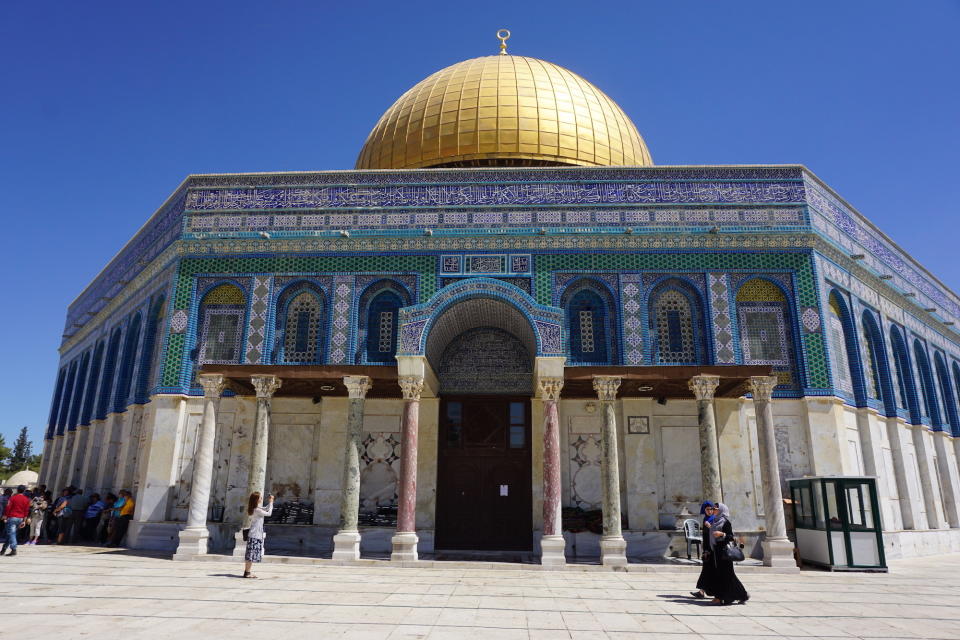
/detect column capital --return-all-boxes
[398,375,424,401]
[251,374,282,399]
[197,373,226,398]
[537,377,564,402]
[688,374,720,401]
[592,376,621,401]
[343,375,373,399]
[749,375,779,401]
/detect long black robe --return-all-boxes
[708,519,749,603]
[695,519,717,595]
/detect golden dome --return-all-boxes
[356,54,652,170]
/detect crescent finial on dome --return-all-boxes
[497,29,511,55]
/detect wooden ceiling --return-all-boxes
[200,364,772,400]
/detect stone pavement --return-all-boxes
[0,546,958,639]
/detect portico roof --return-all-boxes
[199,364,771,400]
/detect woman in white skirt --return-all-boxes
[243,491,274,578]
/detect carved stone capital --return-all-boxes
[343,375,373,400]
[537,377,564,402]
[197,373,226,399]
[749,375,779,401]
[592,376,621,401]
[250,374,282,399]
[398,375,424,401]
[689,374,720,401]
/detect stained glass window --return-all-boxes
[889,328,912,412]
[735,278,796,388]
[366,289,402,363]
[198,284,246,365]
[566,287,609,364]
[827,296,853,396]
[652,288,698,364]
[862,325,882,400]
[283,291,323,363]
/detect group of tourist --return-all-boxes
[0,483,136,555]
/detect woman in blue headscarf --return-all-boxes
[690,501,718,599]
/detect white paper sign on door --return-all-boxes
[499,484,508,496]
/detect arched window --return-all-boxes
[197,284,246,365]
[648,279,706,365]
[913,340,941,426]
[563,281,616,365]
[80,341,104,426]
[735,278,797,388]
[934,352,958,433]
[114,313,142,412]
[860,312,886,403]
[46,367,67,440]
[67,351,91,430]
[889,327,916,419]
[96,327,123,419]
[953,361,960,430]
[365,289,403,363]
[136,296,166,402]
[56,360,78,436]
[275,283,325,364]
[825,293,856,398]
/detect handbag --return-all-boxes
[242,528,250,542]
[725,540,745,562]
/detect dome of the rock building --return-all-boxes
[356,53,652,170]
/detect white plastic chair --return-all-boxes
[682,518,702,559]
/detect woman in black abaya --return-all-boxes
[705,502,749,605]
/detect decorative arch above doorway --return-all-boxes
[397,277,565,360]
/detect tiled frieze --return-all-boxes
[186,179,806,211]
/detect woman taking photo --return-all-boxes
[243,491,274,579]
[704,502,749,605]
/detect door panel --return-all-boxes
[436,397,532,550]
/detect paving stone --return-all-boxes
[1,547,959,639]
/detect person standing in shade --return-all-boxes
[705,503,749,605]
[107,490,135,547]
[1,486,31,556]
[27,491,48,545]
[52,489,72,544]
[690,501,718,599]
[242,492,274,579]
[63,489,89,544]
[83,494,106,541]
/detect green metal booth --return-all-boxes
[788,476,887,571]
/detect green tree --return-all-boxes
[0,434,10,472]
[7,426,32,473]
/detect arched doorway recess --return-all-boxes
[401,279,563,551]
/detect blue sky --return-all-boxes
[1,1,958,449]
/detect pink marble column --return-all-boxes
[538,376,566,567]
[392,375,423,561]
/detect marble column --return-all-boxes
[391,375,423,562]
[689,375,722,503]
[234,374,282,558]
[538,376,566,567]
[749,375,796,568]
[593,375,627,567]
[333,375,373,561]
[173,374,225,561]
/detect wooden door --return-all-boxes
[435,397,532,550]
